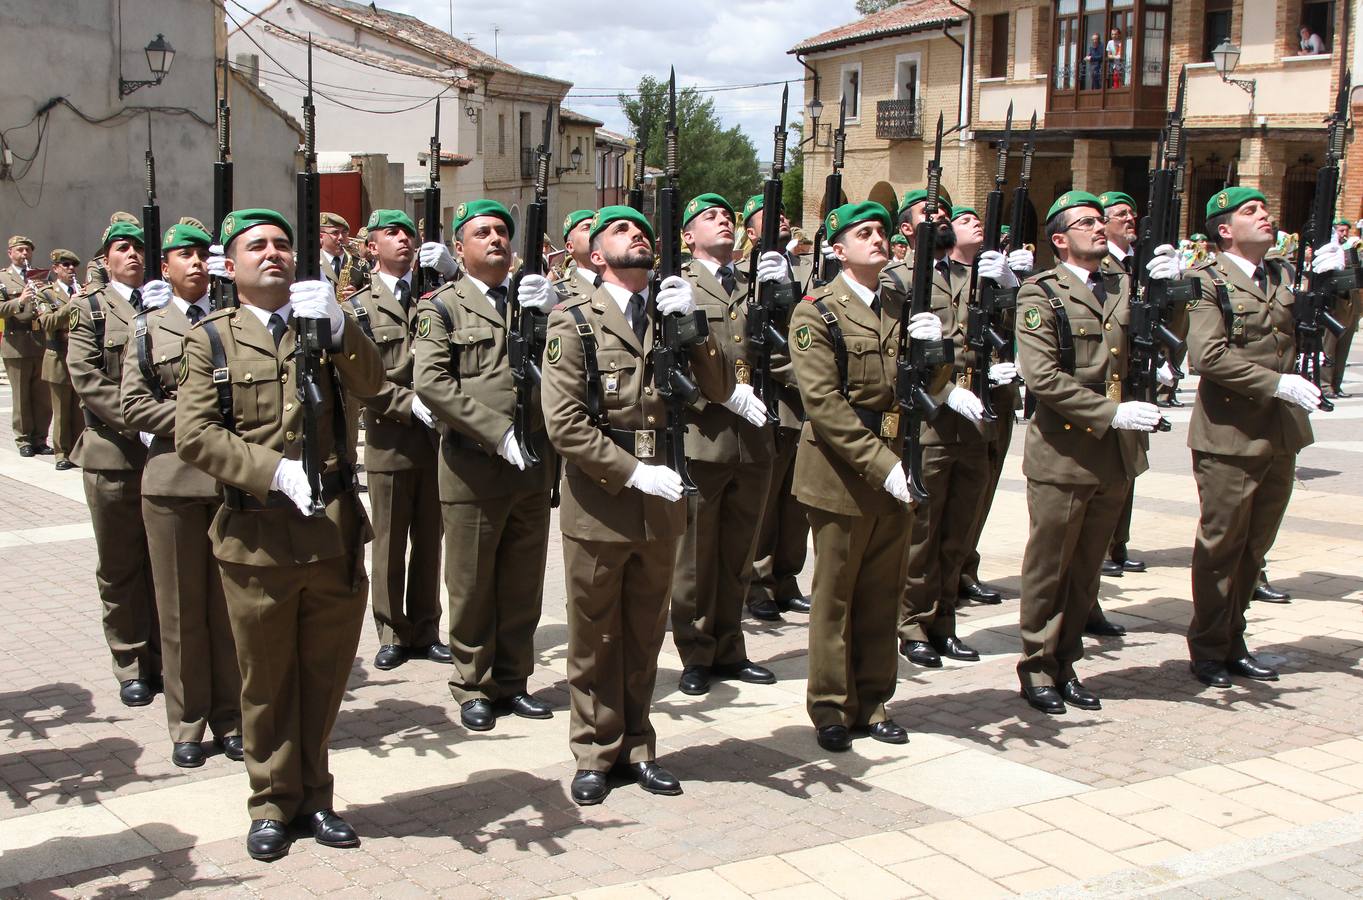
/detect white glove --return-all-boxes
[722,383,769,427]
[883,463,912,505]
[419,241,459,277]
[1311,238,1346,275]
[1111,401,1162,431]
[946,385,985,422]
[207,245,231,280]
[1146,244,1185,281]
[410,394,435,428]
[988,361,1019,386]
[140,280,172,311]
[655,275,695,316]
[497,426,529,470]
[1006,248,1034,273]
[785,238,800,255]
[626,462,684,501]
[821,242,838,261]
[516,274,554,311]
[1156,362,1177,387]
[908,311,943,342]
[756,251,791,285]
[270,458,314,515]
[139,431,154,447]
[977,250,1020,288]
[290,279,344,340]
[1275,373,1322,411]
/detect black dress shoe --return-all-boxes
[1155,398,1172,408]
[34,444,53,455]
[715,660,776,684]
[746,597,783,622]
[1191,660,1231,688]
[503,692,554,718]
[1168,395,1185,407]
[627,761,682,796]
[18,446,34,458]
[678,665,711,695]
[1333,387,1350,398]
[305,809,359,848]
[1021,685,1067,714]
[1122,558,1147,573]
[571,770,608,805]
[1059,678,1101,710]
[932,635,980,662]
[779,595,812,614]
[172,742,206,768]
[1100,559,1124,578]
[866,720,909,744]
[900,640,942,668]
[959,582,1003,605]
[216,735,244,761]
[460,699,495,731]
[1228,656,1279,681]
[816,725,852,752]
[373,645,406,670]
[119,679,154,707]
[246,819,291,861]
[419,642,453,663]
[1253,581,1291,603]
[54,459,75,471]
[1084,617,1127,638]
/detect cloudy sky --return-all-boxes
[236,0,859,154]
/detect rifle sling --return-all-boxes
[87,292,107,373]
[348,296,376,341]
[567,305,609,434]
[810,299,850,397]
[426,294,460,386]
[1034,280,1076,375]
[133,311,168,403]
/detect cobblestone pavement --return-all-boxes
[0,357,1360,899]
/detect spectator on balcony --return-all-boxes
[1299,26,1325,54]
[1106,28,1125,87]
[1086,34,1105,90]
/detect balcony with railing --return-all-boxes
[1047,0,1172,131]
[876,99,924,141]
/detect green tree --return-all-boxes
[619,76,761,213]
[855,0,900,14]
[783,121,804,227]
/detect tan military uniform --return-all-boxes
[323,249,370,297]
[1322,286,1358,392]
[541,283,733,772]
[348,275,443,653]
[67,284,159,684]
[411,274,555,705]
[0,267,53,450]
[1015,264,1149,688]
[896,258,994,645]
[121,299,240,745]
[671,260,773,668]
[790,272,917,729]
[175,306,384,823]
[36,280,85,462]
[1184,255,1311,663]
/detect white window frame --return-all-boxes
[840,63,862,123]
[893,52,922,104]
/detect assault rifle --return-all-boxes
[293,37,327,516]
[743,84,791,429]
[211,60,236,309]
[964,102,1016,422]
[415,98,444,297]
[809,98,847,289]
[142,114,162,285]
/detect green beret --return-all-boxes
[589,205,655,244]
[825,201,892,243]
[1098,190,1135,210]
[951,206,979,221]
[1334,217,1351,227]
[366,209,417,237]
[741,194,766,221]
[900,188,952,213]
[1045,191,1104,223]
[1206,187,1266,221]
[101,221,145,249]
[1190,232,1208,242]
[1001,225,1012,235]
[562,209,595,241]
[681,193,734,227]
[890,234,909,246]
[452,199,514,240]
[219,208,294,249]
[161,223,212,252]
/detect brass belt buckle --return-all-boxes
[735,360,751,385]
[635,429,656,459]
[879,411,900,439]
[956,368,971,390]
[1106,375,1122,402]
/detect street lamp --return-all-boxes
[556,145,584,176]
[119,33,176,98]
[804,97,824,148]
[1211,39,1256,112]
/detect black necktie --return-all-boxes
[487,285,507,319]
[1253,266,1267,294]
[130,288,143,312]
[627,293,648,343]
[267,313,287,348]
[718,266,736,296]
[593,273,603,288]
[1088,273,1108,305]
[395,279,412,313]
[185,304,204,325]
[936,259,950,282]
[332,256,342,279]
[870,293,883,318]
[1121,255,1133,277]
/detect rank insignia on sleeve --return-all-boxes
[794,324,812,351]
[177,357,190,385]
[1023,307,1042,330]
[546,335,561,364]
[69,307,80,330]
[416,315,431,339]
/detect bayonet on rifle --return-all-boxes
[811,97,848,289]
[744,84,791,429]
[143,114,162,284]
[212,58,237,309]
[416,98,444,296]
[294,35,327,517]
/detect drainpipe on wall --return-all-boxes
[945,1,974,140]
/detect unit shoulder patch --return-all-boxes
[546,335,562,364]
[794,324,812,351]
[416,315,431,339]
[1023,307,1043,330]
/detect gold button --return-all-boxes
[244,372,254,383]
[644,387,653,395]
[349,353,356,360]
[1086,426,1093,432]
[729,311,737,320]
[1104,322,1112,331]
[599,477,607,484]
[709,348,717,356]
[285,402,294,412]
[1237,304,1245,312]
[285,430,296,441]
[1078,327,1087,335]
[1110,347,1119,355]
[887,348,896,357]
[733,334,742,342]
[1272,326,1279,334]
[1063,423,1072,430]
[281,372,289,383]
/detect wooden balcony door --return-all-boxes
[1050,0,1171,129]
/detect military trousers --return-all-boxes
[369,465,443,649]
[1322,292,1358,391]
[672,459,771,667]
[806,506,911,729]
[444,489,551,705]
[82,468,159,682]
[144,494,240,744]
[1155,346,1188,404]
[563,534,672,772]
[1017,477,1129,688]
[219,551,367,823]
[1187,451,1294,663]
[960,413,1014,590]
[46,379,83,462]
[900,441,991,643]
[5,356,51,449]
[746,428,809,607]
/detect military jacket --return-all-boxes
[411,272,556,503]
[67,285,147,470]
[0,268,44,359]
[554,266,600,303]
[1102,249,1189,340]
[323,250,370,296]
[36,281,78,384]
[541,283,734,543]
[743,251,805,429]
[1185,255,1312,458]
[1015,263,1149,485]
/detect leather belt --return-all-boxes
[608,427,660,460]
[223,469,351,512]
[852,405,902,440]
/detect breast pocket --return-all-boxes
[845,335,886,390]
[1068,312,1105,374]
[154,338,185,393]
[450,326,497,379]
[231,360,281,425]
[597,349,641,411]
[370,323,409,370]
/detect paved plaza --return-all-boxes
[0,356,1361,899]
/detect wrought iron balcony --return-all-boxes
[876,99,924,141]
